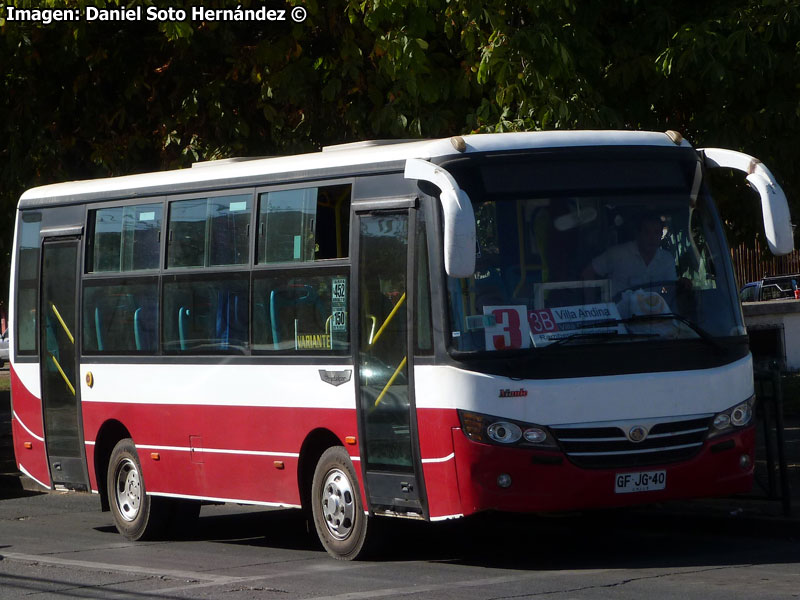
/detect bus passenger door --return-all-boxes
[355,207,426,517]
[39,238,88,490]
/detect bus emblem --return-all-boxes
[627,426,648,443]
[319,370,352,387]
[499,389,528,398]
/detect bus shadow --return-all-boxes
[384,508,800,570]
[95,503,800,570]
[0,474,44,500]
[97,507,320,552]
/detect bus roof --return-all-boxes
[18,130,691,208]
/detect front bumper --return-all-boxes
[452,426,755,515]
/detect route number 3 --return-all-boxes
[484,306,531,350]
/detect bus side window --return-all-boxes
[82,280,159,354]
[162,274,249,354]
[258,188,317,263]
[252,274,349,353]
[167,194,252,269]
[84,203,163,355]
[209,195,251,266]
[252,182,351,355]
[87,203,163,273]
[167,199,206,268]
[16,212,42,355]
[257,184,350,264]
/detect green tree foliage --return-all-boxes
[1,0,799,300]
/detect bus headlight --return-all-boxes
[458,410,559,449]
[487,422,522,444]
[708,396,755,438]
[713,413,731,429]
[523,428,548,444]
[731,402,753,427]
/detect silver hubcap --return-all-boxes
[114,458,141,522]
[320,468,355,540]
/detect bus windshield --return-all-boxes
[444,148,745,353]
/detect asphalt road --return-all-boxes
[1,490,800,600]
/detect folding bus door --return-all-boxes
[354,206,426,516]
[39,237,89,490]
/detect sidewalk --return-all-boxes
[0,378,798,519]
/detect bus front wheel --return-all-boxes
[107,438,168,541]
[311,446,369,560]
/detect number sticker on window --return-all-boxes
[482,306,531,350]
[332,278,347,302]
[331,278,348,332]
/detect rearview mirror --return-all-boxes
[701,148,793,255]
[405,159,476,278]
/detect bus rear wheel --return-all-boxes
[107,438,168,541]
[311,446,369,560]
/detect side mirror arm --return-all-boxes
[701,148,794,255]
[404,158,476,278]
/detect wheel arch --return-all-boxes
[297,428,345,514]
[93,419,132,511]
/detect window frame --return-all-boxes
[14,210,43,357]
[254,178,353,267]
[84,196,166,276]
[78,180,354,358]
[251,265,351,356]
[82,275,161,356]
[165,188,257,271]
[161,269,252,355]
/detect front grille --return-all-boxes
[550,416,712,469]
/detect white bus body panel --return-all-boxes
[415,355,753,425]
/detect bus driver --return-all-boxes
[582,212,677,298]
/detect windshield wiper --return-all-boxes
[589,313,724,350]
[538,313,724,351]
[541,330,659,349]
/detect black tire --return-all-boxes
[107,438,169,541]
[311,446,369,560]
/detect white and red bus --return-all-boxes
[9,131,793,559]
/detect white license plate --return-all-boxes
[614,470,666,494]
